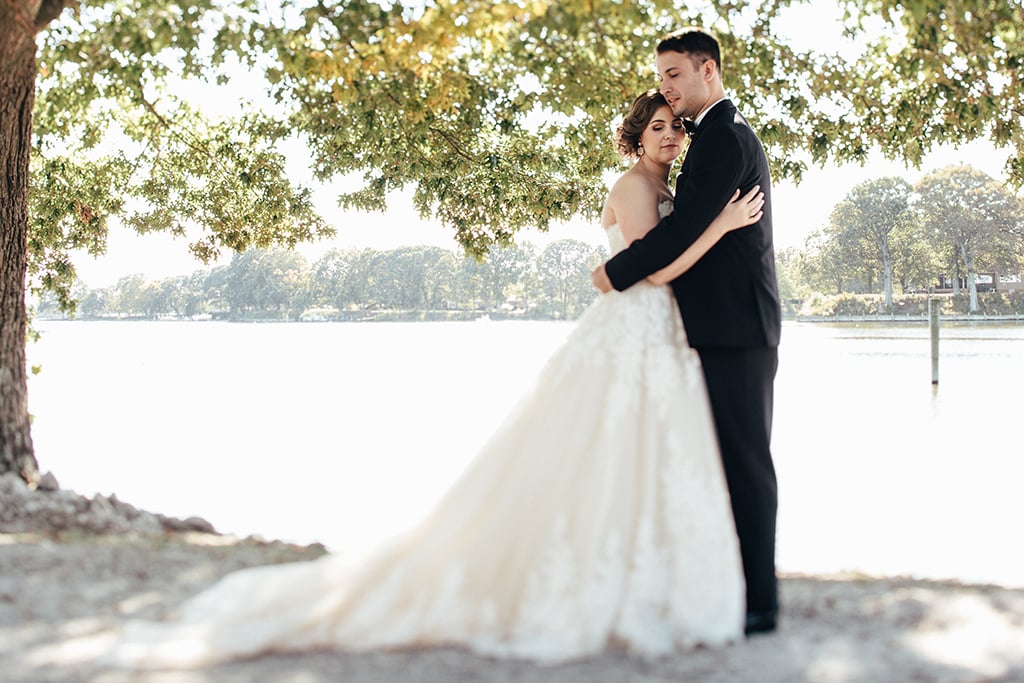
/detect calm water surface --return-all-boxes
[25,319,1024,587]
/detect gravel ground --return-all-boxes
[3,474,1023,683]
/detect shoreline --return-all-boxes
[2,473,1024,682]
[793,313,1024,323]
[32,314,1024,326]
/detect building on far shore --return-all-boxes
[934,271,1023,293]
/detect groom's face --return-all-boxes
[656,50,710,120]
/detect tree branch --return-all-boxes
[33,0,70,32]
[428,125,477,164]
[140,96,214,160]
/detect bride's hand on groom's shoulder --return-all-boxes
[591,264,614,293]
[721,185,764,234]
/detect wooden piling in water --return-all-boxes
[929,298,940,384]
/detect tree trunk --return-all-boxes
[950,249,962,297]
[881,241,893,309]
[0,15,40,484]
[961,244,980,312]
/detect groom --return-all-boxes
[591,28,782,635]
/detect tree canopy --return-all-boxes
[837,0,1024,177]
[29,0,1024,290]
[915,164,1021,310]
[825,177,916,308]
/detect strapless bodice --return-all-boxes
[603,200,673,255]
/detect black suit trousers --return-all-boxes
[696,346,779,615]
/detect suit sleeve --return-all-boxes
[605,127,747,291]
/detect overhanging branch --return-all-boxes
[32,0,72,32]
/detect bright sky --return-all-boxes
[67,3,1015,288]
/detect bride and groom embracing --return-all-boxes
[102,27,781,669]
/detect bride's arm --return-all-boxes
[646,186,763,286]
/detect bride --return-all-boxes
[104,90,765,668]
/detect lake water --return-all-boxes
[25,319,1024,588]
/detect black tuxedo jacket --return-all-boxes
[605,99,781,349]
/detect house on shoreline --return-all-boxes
[932,271,1023,294]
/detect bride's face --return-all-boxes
[640,105,685,164]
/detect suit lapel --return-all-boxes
[675,98,737,192]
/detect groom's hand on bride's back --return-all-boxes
[591,264,614,293]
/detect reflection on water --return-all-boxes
[773,322,1023,587]
[25,319,1024,587]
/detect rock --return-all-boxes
[109,495,139,518]
[184,516,216,533]
[37,471,60,492]
[0,472,219,539]
[159,515,216,534]
[0,472,28,496]
[133,511,163,535]
[89,494,116,517]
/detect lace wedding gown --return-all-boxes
[105,202,745,669]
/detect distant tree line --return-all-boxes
[776,165,1024,315]
[35,240,609,322]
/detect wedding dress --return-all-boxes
[105,201,745,668]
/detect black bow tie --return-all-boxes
[683,119,699,137]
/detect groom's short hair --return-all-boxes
[657,29,721,71]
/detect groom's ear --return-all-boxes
[700,58,718,82]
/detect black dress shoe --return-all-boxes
[744,610,778,635]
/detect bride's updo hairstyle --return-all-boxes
[614,90,671,159]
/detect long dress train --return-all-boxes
[104,204,745,668]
